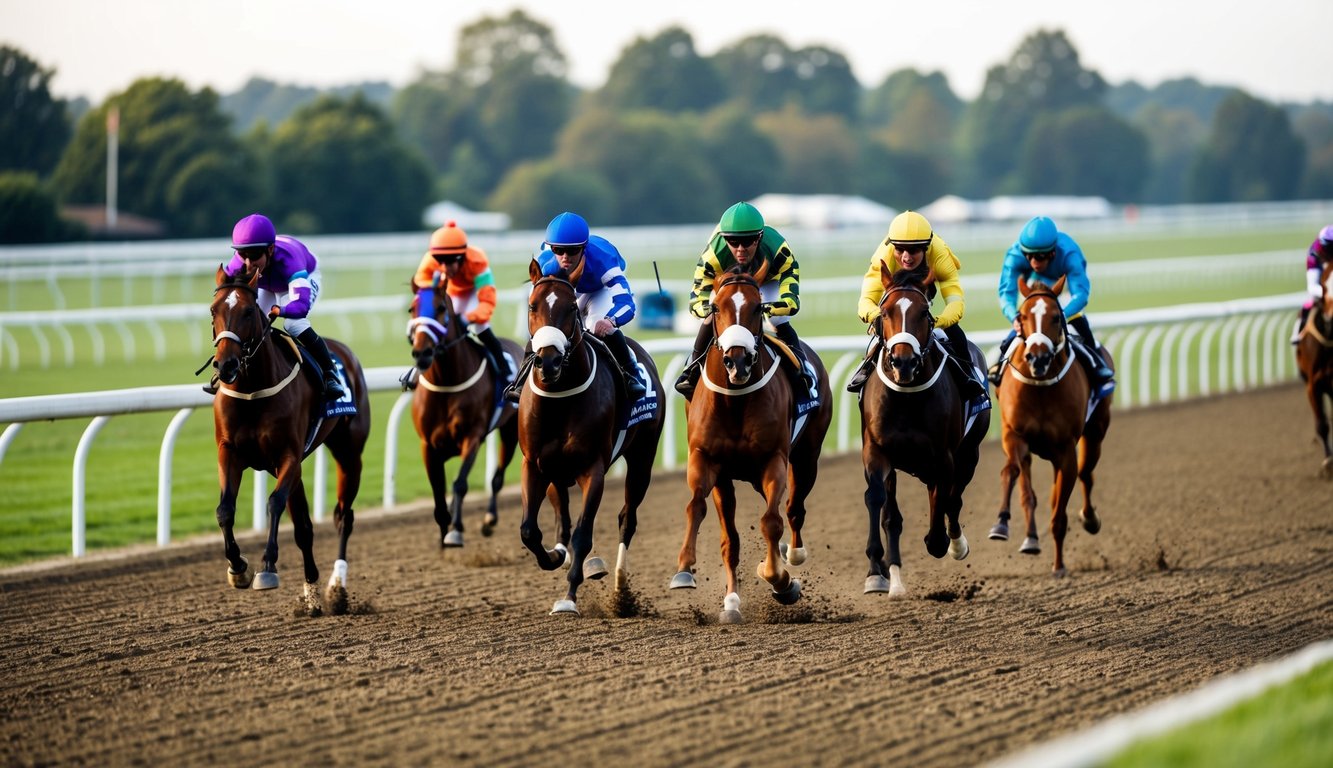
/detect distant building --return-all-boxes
[61,206,166,239]
[421,200,511,232]
[921,194,1114,223]
[747,194,897,229]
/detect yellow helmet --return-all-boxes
[887,211,933,248]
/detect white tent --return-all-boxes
[421,200,511,231]
[747,194,897,229]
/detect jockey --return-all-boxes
[401,219,513,389]
[1293,224,1333,343]
[674,201,811,397]
[846,210,987,400]
[205,213,344,400]
[503,211,647,403]
[991,216,1114,391]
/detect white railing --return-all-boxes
[0,295,1302,557]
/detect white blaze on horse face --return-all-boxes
[717,324,756,355]
[883,296,921,354]
[531,325,568,355]
[1024,298,1057,352]
[225,290,239,309]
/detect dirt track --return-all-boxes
[2,383,1330,767]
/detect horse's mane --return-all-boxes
[890,266,928,290]
[719,264,759,287]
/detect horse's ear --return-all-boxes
[568,255,586,284]
[923,268,936,289]
[879,258,893,290]
[247,267,261,289]
[1051,275,1067,295]
[751,257,770,285]
[528,258,542,284]
[1018,277,1032,297]
[216,264,227,286]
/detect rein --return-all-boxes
[874,282,943,393]
[1004,289,1076,386]
[525,275,590,397]
[408,307,484,392]
[1303,311,1333,348]
[210,281,299,400]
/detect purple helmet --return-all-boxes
[232,213,276,249]
[1320,224,1333,247]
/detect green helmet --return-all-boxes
[719,202,765,236]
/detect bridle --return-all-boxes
[528,274,588,385]
[407,291,469,356]
[211,282,271,376]
[1007,286,1076,386]
[873,280,944,392]
[710,271,765,373]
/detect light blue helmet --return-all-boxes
[545,212,589,247]
[1019,216,1058,254]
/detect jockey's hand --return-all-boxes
[1012,318,1022,334]
[592,317,616,336]
[465,311,485,324]
[269,306,282,321]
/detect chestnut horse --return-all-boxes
[670,264,833,624]
[858,265,990,596]
[516,258,665,615]
[209,266,370,615]
[1295,258,1333,478]
[408,286,521,547]
[989,276,1114,576]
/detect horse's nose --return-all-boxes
[218,358,240,384]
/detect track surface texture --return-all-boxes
[2,383,1330,767]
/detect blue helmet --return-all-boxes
[545,212,589,247]
[231,213,276,249]
[1019,216,1058,254]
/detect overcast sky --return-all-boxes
[5,0,1331,106]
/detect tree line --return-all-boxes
[3,11,1330,243]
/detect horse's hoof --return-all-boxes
[550,599,579,615]
[988,522,1010,541]
[950,534,970,561]
[326,559,348,589]
[1322,458,1333,479]
[227,559,253,589]
[719,609,743,624]
[864,575,891,594]
[481,512,497,537]
[1080,508,1101,535]
[1020,537,1041,555]
[552,544,571,570]
[780,542,808,566]
[720,592,742,624]
[772,579,802,606]
[252,571,279,590]
[925,534,949,560]
[583,556,608,580]
[669,571,697,590]
[1051,566,1068,579]
[443,530,464,548]
[302,582,323,617]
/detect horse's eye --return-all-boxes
[528,303,536,312]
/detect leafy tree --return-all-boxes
[0,45,71,176]
[697,104,782,204]
[1293,109,1333,198]
[1188,90,1305,202]
[488,159,615,230]
[956,29,1107,195]
[51,77,258,237]
[712,35,860,119]
[753,105,858,193]
[553,109,721,224]
[600,26,725,112]
[855,140,949,210]
[392,74,481,175]
[0,172,84,243]
[863,69,962,186]
[1133,104,1208,203]
[222,77,393,133]
[1106,77,1234,126]
[1019,106,1148,201]
[262,93,433,233]
[788,45,860,118]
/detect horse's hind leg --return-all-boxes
[446,434,485,548]
[216,453,251,588]
[325,436,363,615]
[782,454,818,566]
[554,465,607,614]
[423,444,457,548]
[612,448,655,590]
[756,454,799,606]
[1077,434,1103,534]
[484,418,520,536]
[1048,450,1079,577]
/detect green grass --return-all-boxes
[1101,659,1333,768]
[0,223,1316,565]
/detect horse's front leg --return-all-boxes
[552,464,608,615]
[1307,380,1333,476]
[423,443,457,548]
[862,458,902,596]
[286,477,323,615]
[518,460,564,572]
[255,455,301,590]
[1049,448,1079,577]
[672,448,716,590]
[445,432,485,548]
[756,453,799,606]
[1077,434,1103,535]
[1018,451,1041,556]
[216,446,251,588]
[993,431,1026,541]
[714,480,744,624]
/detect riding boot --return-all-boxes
[503,346,534,404]
[1070,317,1115,382]
[773,323,815,391]
[603,329,647,401]
[296,328,347,400]
[476,327,513,383]
[674,322,713,397]
[988,330,1017,387]
[846,337,880,393]
[942,324,987,401]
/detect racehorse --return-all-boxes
[670,263,833,624]
[516,258,665,615]
[209,265,370,614]
[1295,258,1333,478]
[989,275,1113,576]
[858,264,990,596]
[408,285,521,547]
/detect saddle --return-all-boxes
[763,332,821,417]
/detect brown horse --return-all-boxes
[209,266,370,614]
[670,263,833,624]
[989,275,1113,576]
[516,258,665,615]
[1295,258,1333,478]
[408,287,521,547]
[858,264,991,596]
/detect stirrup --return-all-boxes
[399,368,418,391]
[323,378,346,400]
[202,379,219,395]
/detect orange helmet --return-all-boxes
[429,220,468,255]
